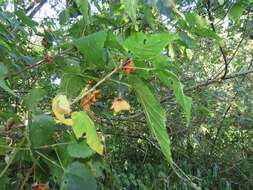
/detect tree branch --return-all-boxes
[161,67,253,103]
[206,0,229,79]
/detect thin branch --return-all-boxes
[210,61,253,155]
[206,0,229,79]
[9,59,46,78]
[71,60,127,105]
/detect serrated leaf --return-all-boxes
[71,111,103,155]
[29,115,55,147]
[67,140,94,158]
[0,62,15,96]
[129,75,172,162]
[75,31,107,66]
[23,88,46,111]
[61,162,97,190]
[156,70,192,123]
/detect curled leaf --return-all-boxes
[52,95,73,126]
[111,97,131,113]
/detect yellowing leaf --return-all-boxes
[52,95,73,126]
[111,98,131,113]
[72,112,104,155]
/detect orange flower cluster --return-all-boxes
[81,90,101,112]
[44,54,54,64]
[123,59,136,74]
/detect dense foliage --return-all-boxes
[0,0,253,189]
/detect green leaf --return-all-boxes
[71,111,103,155]
[123,0,138,24]
[105,30,125,52]
[143,5,155,30]
[23,88,46,111]
[156,70,192,123]
[75,0,89,26]
[29,115,55,147]
[75,31,107,66]
[186,48,193,60]
[61,162,97,190]
[15,10,38,27]
[60,74,85,98]
[129,75,172,162]
[185,12,209,29]
[218,0,224,5]
[0,137,8,156]
[228,3,244,22]
[0,62,15,96]
[67,140,94,158]
[194,27,221,41]
[0,38,10,50]
[124,32,178,60]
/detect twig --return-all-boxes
[206,0,229,79]
[19,162,35,190]
[9,59,45,78]
[71,62,124,105]
[0,148,19,178]
[210,61,253,155]
[0,142,70,151]
[161,67,253,103]
[128,67,253,120]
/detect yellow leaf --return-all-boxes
[52,95,73,126]
[111,98,131,113]
[72,111,104,155]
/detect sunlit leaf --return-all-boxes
[228,3,244,22]
[52,95,73,126]
[71,111,103,155]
